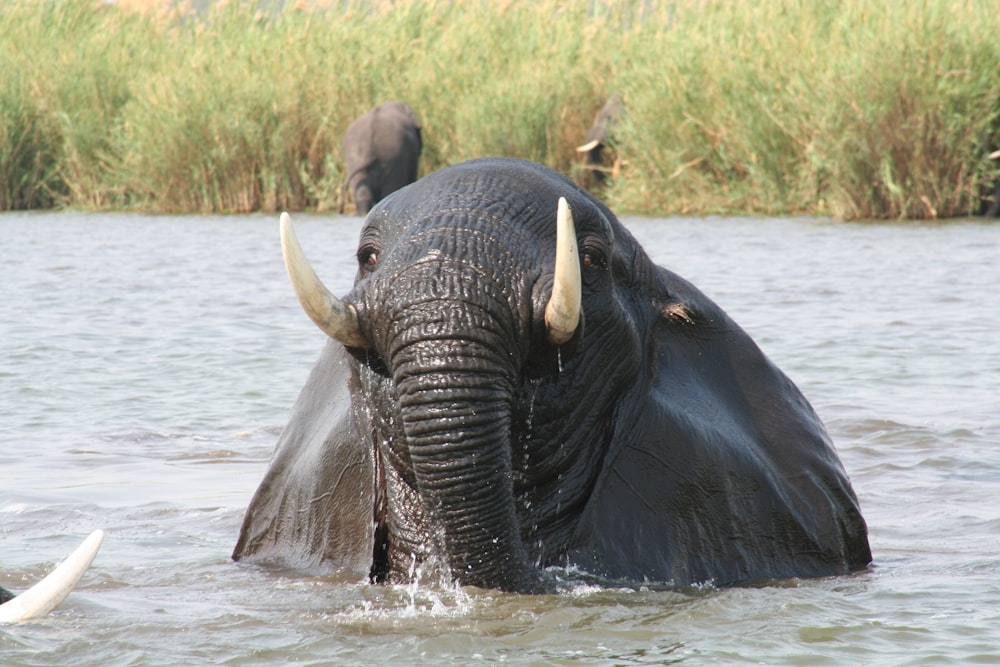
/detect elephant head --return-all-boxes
[234,158,870,593]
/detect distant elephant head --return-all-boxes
[234,158,870,593]
[339,101,422,215]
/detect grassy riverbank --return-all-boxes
[2,0,998,218]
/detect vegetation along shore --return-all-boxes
[2,0,998,219]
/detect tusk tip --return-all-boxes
[0,529,105,624]
[82,529,105,550]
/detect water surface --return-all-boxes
[1,212,998,665]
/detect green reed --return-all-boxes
[1,0,997,217]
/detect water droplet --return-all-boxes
[525,381,538,434]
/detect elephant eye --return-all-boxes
[358,245,379,268]
[580,246,606,269]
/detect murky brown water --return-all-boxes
[2,212,998,665]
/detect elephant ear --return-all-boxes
[233,340,374,579]
[567,266,870,586]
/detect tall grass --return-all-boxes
[611,1,1000,217]
[1,0,998,218]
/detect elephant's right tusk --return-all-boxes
[280,212,369,348]
[0,529,104,623]
[544,197,582,345]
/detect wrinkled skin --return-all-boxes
[340,101,422,215]
[234,158,871,593]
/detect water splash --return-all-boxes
[404,552,421,613]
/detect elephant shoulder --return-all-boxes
[567,266,870,585]
[232,341,374,579]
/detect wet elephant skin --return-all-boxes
[234,158,871,593]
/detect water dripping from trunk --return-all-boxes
[404,552,421,612]
[525,378,540,435]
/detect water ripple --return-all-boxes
[2,213,999,665]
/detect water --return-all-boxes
[1,211,998,665]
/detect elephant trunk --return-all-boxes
[389,318,542,592]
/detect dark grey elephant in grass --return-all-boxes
[984,149,1000,217]
[233,158,871,593]
[576,94,622,188]
[339,101,422,215]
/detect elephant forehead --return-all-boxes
[390,176,613,251]
[383,211,551,272]
[379,253,526,315]
[412,200,550,234]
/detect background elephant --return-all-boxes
[339,101,422,215]
[985,179,1000,216]
[576,93,622,188]
[234,158,871,593]
[984,148,1000,216]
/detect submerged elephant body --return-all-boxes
[234,158,870,592]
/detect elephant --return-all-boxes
[985,179,1000,217]
[233,158,871,593]
[0,529,103,623]
[576,94,622,188]
[984,148,1000,217]
[339,101,422,215]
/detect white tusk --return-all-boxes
[280,212,368,348]
[544,197,582,345]
[0,529,104,623]
[576,139,601,153]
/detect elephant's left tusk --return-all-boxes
[0,529,104,623]
[280,212,369,348]
[544,197,582,345]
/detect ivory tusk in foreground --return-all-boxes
[280,212,368,348]
[544,197,582,345]
[0,529,104,623]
